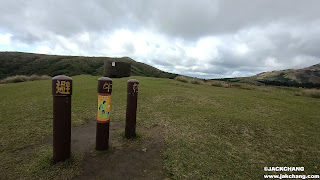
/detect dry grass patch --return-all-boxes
[0,75,51,84]
[211,81,232,88]
[190,78,205,85]
[295,88,320,99]
[174,76,189,83]
[174,76,206,85]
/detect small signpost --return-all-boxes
[125,79,139,139]
[96,77,112,150]
[52,75,72,163]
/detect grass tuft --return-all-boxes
[211,80,232,88]
[27,145,84,180]
[174,76,189,83]
[174,76,205,85]
[0,75,51,84]
[190,78,204,85]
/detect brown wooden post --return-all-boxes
[52,75,72,163]
[96,77,112,150]
[125,79,139,139]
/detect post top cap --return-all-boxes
[52,75,72,80]
[98,77,112,81]
[127,79,139,83]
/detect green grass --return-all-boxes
[1,75,320,179]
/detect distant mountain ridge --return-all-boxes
[0,52,178,80]
[254,63,320,83]
[217,63,320,88]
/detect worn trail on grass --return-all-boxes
[71,121,167,180]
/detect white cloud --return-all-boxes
[264,57,283,70]
[0,33,12,44]
[1,0,320,79]
[34,45,52,54]
[0,33,13,51]
[235,44,249,55]
[21,24,320,78]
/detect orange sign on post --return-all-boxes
[97,94,111,122]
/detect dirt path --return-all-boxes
[71,121,167,180]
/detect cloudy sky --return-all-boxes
[1,0,320,78]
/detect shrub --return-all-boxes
[203,81,212,86]
[190,78,204,85]
[174,76,189,83]
[0,75,51,84]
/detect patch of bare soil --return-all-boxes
[71,121,167,180]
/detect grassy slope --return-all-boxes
[252,63,320,85]
[0,75,319,179]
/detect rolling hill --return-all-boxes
[0,52,177,80]
[217,63,320,88]
[1,52,319,88]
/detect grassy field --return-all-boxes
[0,75,319,179]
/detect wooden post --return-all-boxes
[125,79,139,139]
[96,77,112,150]
[52,75,72,163]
